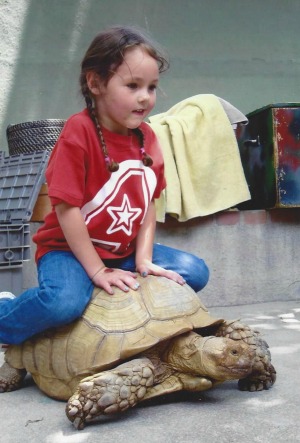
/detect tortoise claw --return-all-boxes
[238,362,276,392]
[66,359,155,429]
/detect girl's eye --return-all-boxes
[127,83,138,89]
[149,84,157,92]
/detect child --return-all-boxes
[0,26,209,347]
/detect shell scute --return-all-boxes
[84,291,150,332]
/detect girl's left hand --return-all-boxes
[136,260,186,285]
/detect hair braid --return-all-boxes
[132,128,153,166]
[82,80,119,172]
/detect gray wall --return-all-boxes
[24,210,300,307]
[1,0,300,151]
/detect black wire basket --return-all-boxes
[6,119,66,156]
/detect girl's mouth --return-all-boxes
[133,109,145,116]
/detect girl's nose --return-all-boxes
[138,90,150,102]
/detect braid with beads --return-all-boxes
[79,26,168,172]
[82,81,119,172]
[132,128,153,166]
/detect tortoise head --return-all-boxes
[164,332,255,382]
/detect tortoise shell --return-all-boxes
[6,275,222,399]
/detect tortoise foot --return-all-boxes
[238,362,276,392]
[66,358,155,430]
[0,362,27,392]
[216,320,277,391]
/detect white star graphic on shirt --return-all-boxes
[107,194,142,236]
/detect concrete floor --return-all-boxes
[1,299,299,443]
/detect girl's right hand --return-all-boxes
[92,267,139,295]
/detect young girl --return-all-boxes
[0,26,209,347]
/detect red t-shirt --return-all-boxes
[33,109,166,261]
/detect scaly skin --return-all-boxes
[215,320,277,391]
[0,362,26,392]
[66,358,155,430]
[66,332,255,430]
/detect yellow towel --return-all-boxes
[149,94,250,222]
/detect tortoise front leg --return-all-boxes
[215,320,276,391]
[66,358,155,430]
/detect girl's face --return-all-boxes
[92,46,159,135]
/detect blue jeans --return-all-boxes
[0,245,209,344]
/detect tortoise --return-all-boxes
[0,275,276,430]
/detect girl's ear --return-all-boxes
[86,71,102,95]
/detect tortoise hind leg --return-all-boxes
[0,361,27,392]
[66,358,155,430]
[215,320,276,391]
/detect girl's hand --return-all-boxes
[136,260,186,285]
[92,267,139,295]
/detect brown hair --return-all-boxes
[80,25,169,172]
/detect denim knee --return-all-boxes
[179,254,210,292]
[152,244,210,293]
